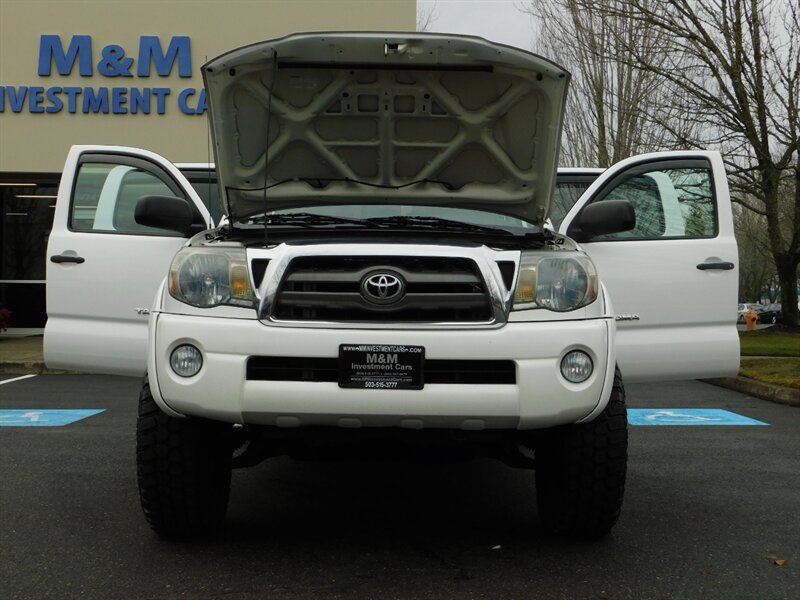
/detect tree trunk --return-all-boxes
[776,255,799,327]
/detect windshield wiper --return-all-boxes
[363,215,514,234]
[245,212,371,228]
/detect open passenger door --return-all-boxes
[559,151,739,382]
[45,145,212,376]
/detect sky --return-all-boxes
[417,0,537,51]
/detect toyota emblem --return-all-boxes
[361,271,405,305]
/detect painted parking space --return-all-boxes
[0,407,768,427]
[0,409,105,427]
[0,374,37,385]
[628,409,768,426]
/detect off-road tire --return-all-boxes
[534,366,628,538]
[136,377,233,538]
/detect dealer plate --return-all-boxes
[339,344,424,389]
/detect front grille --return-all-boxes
[246,356,516,384]
[270,256,492,323]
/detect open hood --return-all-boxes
[202,32,569,225]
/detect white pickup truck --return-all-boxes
[44,32,739,538]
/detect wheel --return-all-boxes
[534,366,628,538]
[136,376,233,537]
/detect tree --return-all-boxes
[416,1,439,32]
[736,204,779,302]
[523,0,692,167]
[528,0,800,325]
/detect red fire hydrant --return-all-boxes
[745,308,759,331]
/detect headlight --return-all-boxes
[169,248,254,308]
[512,252,597,312]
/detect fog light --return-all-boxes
[170,344,203,377]
[560,351,593,383]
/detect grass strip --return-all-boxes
[739,357,800,390]
[739,331,800,357]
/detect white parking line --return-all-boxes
[0,374,38,386]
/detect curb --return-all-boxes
[0,362,76,375]
[703,377,800,408]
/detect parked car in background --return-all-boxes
[761,303,782,324]
[738,303,780,325]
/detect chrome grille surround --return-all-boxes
[252,243,518,329]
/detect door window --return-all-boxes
[70,161,183,235]
[591,163,717,240]
[180,169,223,223]
[551,174,601,229]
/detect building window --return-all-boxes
[1,173,60,328]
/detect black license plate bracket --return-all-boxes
[338,344,424,389]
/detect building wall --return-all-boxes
[0,0,416,331]
[0,0,416,171]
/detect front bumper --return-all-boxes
[148,313,615,430]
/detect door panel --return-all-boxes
[45,146,212,376]
[559,151,739,382]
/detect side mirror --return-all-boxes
[135,195,204,236]
[567,200,636,242]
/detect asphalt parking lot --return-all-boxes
[1,374,798,600]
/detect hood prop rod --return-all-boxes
[263,51,277,249]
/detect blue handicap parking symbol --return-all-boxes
[628,409,768,426]
[0,409,105,427]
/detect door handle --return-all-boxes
[696,261,734,271]
[50,254,85,264]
